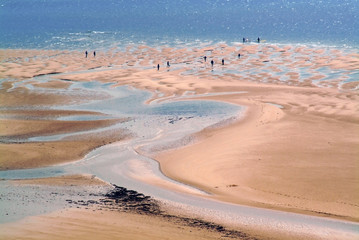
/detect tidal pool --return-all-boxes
[0,81,243,222]
[0,81,358,239]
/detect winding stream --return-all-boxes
[1,77,358,239]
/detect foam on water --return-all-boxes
[0,1,358,235]
[0,78,242,145]
[1,0,358,50]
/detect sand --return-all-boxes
[0,119,131,170]
[0,208,236,240]
[0,175,262,240]
[0,72,131,169]
[10,174,109,186]
[0,43,358,239]
[156,86,359,221]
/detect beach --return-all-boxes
[0,43,359,239]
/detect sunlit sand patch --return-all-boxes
[10,174,109,186]
[341,81,359,90]
[31,79,72,89]
[2,43,358,92]
[286,72,300,80]
[126,158,208,196]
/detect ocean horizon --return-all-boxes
[1,0,358,50]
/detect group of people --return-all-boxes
[86,39,260,70]
[86,50,242,71]
[85,51,96,58]
[243,37,261,43]
[157,53,241,70]
[203,56,225,68]
[156,37,260,70]
[157,61,170,70]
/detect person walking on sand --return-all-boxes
[204,56,207,62]
[257,37,260,43]
[211,60,214,68]
[85,51,88,58]
[238,53,241,58]
[222,59,224,65]
[167,61,170,67]
[157,64,160,71]
[93,51,96,57]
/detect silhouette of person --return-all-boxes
[85,51,88,58]
[93,51,96,57]
[243,37,246,43]
[204,56,207,62]
[157,64,160,70]
[211,60,214,68]
[257,37,260,43]
[167,61,170,67]
[238,53,241,58]
[222,59,224,65]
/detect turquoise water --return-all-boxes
[0,81,242,181]
[1,0,358,49]
[63,82,240,117]
[1,79,242,144]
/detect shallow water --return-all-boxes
[0,79,358,238]
[1,1,358,234]
[0,79,242,221]
[0,181,111,224]
[1,0,358,50]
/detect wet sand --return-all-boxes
[0,43,358,239]
[0,208,233,240]
[0,75,131,170]
[0,175,259,240]
[157,86,359,221]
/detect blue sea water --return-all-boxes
[0,0,358,50]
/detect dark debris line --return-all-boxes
[68,184,259,240]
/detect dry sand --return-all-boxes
[157,85,359,221]
[0,43,358,239]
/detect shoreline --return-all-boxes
[1,173,358,240]
[2,174,359,240]
[157,92,359,222]
[1,44,358,239]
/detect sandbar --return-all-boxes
[0,43,358,239]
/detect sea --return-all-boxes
[0,0,358,50]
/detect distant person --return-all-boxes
[204,56,207,62]
[167,61,170,67]
[238,53,241,58]
[93,51,96,57]
[85,51,88,58]
[157,64,160,70]
[211,60,214,68]
[243,37,246,43]
[222,59,224,65]
[257,37,260,43]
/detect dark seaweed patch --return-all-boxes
[68,184,259,240]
